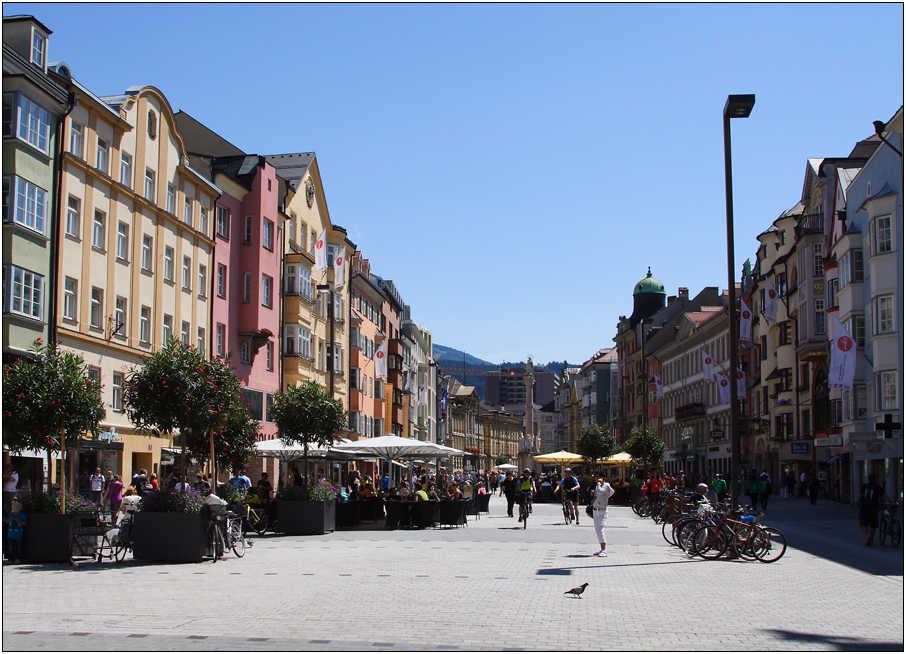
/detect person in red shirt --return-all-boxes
[647,470,666,513]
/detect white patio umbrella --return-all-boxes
[333,436,465,486]
[255,438,364,462]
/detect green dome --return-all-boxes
[633,267,665,296]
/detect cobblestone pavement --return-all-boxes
[3,497,903,651]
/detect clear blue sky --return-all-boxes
[9,3,903,366]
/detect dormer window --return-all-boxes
[147,110,157,140]
[31,31,46,69]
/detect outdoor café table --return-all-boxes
[411,500,439,529]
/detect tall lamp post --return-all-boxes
[723,94,755,511]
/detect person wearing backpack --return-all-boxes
[859,473,893,546]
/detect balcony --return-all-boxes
[675,402,705,421]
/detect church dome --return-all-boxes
[633,267,665,296]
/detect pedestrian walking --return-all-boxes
[711,473,728,504]
[89,467,105,506]
[103,475,124,515]
[4,500,27,564]
[590,470,615,557]
[779,472,789,499]
[859,473,893,546]
[500,471,517,518]
[747,475,759,509]
[807,472,819,506]
[758,473,771,510]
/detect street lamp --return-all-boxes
[723,94,755,511]
[316,283,335,399]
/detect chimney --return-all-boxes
[667,295,676,305]
[678,287,689,300]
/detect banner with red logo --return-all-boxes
[739,299,752,342]
[829,317,856,389]
[736,368,746,398]
[715,372,731,405]
[701,350,714,381]
[764,278,779,323]
[374,340,387,379]
[654,374,664,399]
[333,247,346,288]
[315,228,328,271]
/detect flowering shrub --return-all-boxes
[137,487,205,513]
[276,481,338,502]
[214,483,243,504]
[17,489,96,514]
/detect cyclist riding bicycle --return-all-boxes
[517,469,536,522]
[554,468,581,524]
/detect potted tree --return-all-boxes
[123,338,256,561]
[270,381,346,535]
[624,426,666,504]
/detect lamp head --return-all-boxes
[724,94,756,119]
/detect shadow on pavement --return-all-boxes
[763,628,903,651]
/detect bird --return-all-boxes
[564,583,588,598]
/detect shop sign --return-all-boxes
[790,442,809,454]
[815,436,843,447]
[851,431,880,443]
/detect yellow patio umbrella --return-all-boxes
[532,450,584,465]
[601,451,636,485]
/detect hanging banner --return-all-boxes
[828,317,856,390]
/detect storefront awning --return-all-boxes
[822,455,840,464]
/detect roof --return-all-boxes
[264,153,315,191]
[859,182,897,210]
[452,386,476,397]
[3,15,53,35]
[684,307,722,328]
[633,267,665,296]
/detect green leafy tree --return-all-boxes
[576,424,615,469]
[2,340,105,510]
[495,454,511,466]
[270,380,347,479]
[123,338,254,482]
[623,426,666,471]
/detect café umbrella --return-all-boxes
[532,450,585,465]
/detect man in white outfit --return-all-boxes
[590,470,615,557]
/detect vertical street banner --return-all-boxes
[333,247,346,289]
[736,368,746,398]
[739,299,752,341]
[702,350,714,381]
[829,317,856,389]
[654,374,664,399]
[315,228,328,271]
[764,277,779,323]
[441,390,447,415]
[418,382,427,406]
[715,372,731,405]
[374,340,387,379]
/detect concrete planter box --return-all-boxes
[21,514,73,562]
[132,512,208,563]
[277,500,335,535]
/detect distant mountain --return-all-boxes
[433,344,496,367]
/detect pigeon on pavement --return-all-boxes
[564,582,589,598]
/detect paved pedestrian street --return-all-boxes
[3,497,903,652]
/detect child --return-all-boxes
[4,500,27,564]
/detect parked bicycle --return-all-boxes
[112,510,135,562]
[878,503,901,548]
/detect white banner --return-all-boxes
[333,247,346,289]
[702,350,714,382]
[314,228,328,272]
[764,278,779,323]
[418,382,427,406]
[739,299,752,342]
[715,372,731,405]
[374,340,387,379]
[654,374,664,399]
[736,368,746,398]
[829,317,856,390]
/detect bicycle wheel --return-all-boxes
[879,516,888,545]
[731,524,761,560]
[888,518,901,548]
[675,517,701,551]
[754,526,786,563]
[254,513,270,537]
[662,516,680,546]
[230,520,246,557]
[563,501,573,525]
[209,522,223,561]
[690,524,728,559]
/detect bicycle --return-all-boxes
[240,497,272,536]
[878,503,901,548]
[207,507,246,560]
[560,490,578,525]
[517,491,531,529]
[112,511,135,562]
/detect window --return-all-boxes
[778,321,792,346]
[872,215,892,255]
[92,210,106,249]
[349,367,360,390]
[289,215,296,243]
[243,272,251,303]
[69,121,84,158]
[760,335,768,360]
[31,30,46,67]
[844,315,866,349]
[217,264,226,298]
[776,272,787,298]
[241,389,264,422]
[96,138,108,175]
[114,297,126,338]
[144,169,155,202]
[244,216,252,244]
[827,278,838,309]
[840,249,864,288]
[799,363,810,390]
[167,184,176,214]
[263,219,274,250]
[874,295,895,334]
[116,222,129,260]
[141,235,153,271]
[16,95,50,153]
[198,264,207,297]
[216,323,225,357]
[266,342,273,371]
[265,393,274,423]
[375,379,383,400]
[812,243,823,277]
[197,327,205,352]
[120,152,132,187]
[90,287,103,329]
[182,255,191,290]
[199,206,208,235]
[164,247,175,282]
[11,177,47,234]
[140,306,151,344]
[327,344,342,373]
[284,325,312,359]
[162,314,173,343]
[216,205,229,238]
[814,298,825,335]
[261,275,273,308]
[87,367,101,398]
[112,373,124,412]
[183,197,193,227]
[147,110,157,140]
[181,321,190,347]
[856,385,868,419]
[877,371,898,410]
[4,266,44,320]
[63,277,77,321]
[240,340,250,364]
[66,196,80,237]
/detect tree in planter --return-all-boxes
[183,399,259,476]
[270,380,347,485]
[576,424,615,470]
[495,454,511,467]
[123,338,253,486]
[622,426,666,474]
[2,340,105,512]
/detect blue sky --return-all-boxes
[9,3,903,366]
